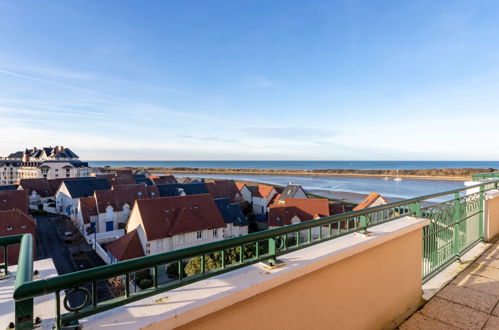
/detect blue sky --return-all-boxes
[1,0,499,160]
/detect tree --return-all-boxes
[66,218,84,255]
[183,245,268,276]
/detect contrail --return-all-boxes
[0,68,237,124]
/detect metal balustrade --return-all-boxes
[472,171,499,181]
[2,177,499,329]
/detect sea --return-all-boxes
[88,160,499,170]
[88,160,493,201]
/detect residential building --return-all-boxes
[0,209,36,265]
[268,198,330,229]
[56,178,111,218]
[214,198,248,238]
[206,180,242,203]
[0,185,18,191]
[105,229,145,263]
[133,174,153,186]
[126,194,226,256]
[75,196,98,234]
[353,192,388,211]
[0,159,21,185]
[278,184,307,203]
[18,178,55,210]
[238,183,277,215]
[0,190,29,215]
[236,182,253,202]
[0,146,90,184]
[150,175,177,185]
[90,184,160,233]
[156,183,209,197]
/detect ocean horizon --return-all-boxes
[88,160,499,170]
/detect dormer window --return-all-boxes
[138,191,143,196]
[21,225,26,229]
[7,226,13,231]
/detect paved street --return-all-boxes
[34,215,113,307]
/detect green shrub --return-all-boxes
[139,279,153,289]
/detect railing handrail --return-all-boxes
[472,170,499,179]
[13,178,499,302]
[0,234,25,247]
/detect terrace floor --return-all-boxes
[401,239,499,330]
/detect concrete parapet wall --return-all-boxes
[172,220,425,330]
[485,189,499,241]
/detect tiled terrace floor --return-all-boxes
[401,241,499,330]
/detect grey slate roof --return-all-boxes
[156,183,209,197]
[133,174,153,186]
[62,178,111,198]
[6,151,23,159]
[214,198,248,226]
[279,184,306,201]
[0,185,18,191]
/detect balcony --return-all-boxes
[3,175,499,329]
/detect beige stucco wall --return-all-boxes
[486,191,499,241]
[162,228,423,330]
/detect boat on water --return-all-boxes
[394,169,402,181]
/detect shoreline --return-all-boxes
[97,166,492,181]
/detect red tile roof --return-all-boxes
[19,179,54,197]
[352,192,387,211]
[0,190,29,215]
[151,175,178,185]
[268,198,330,227]
[235,182,247,191]
[247,184,275,198]
[330,203,346,215]
[0,209,36,265]
[134,194,226,241]
[211,180,241,202]
[106,229,144,261]
[270,193,282,205]
[79,196,98,224]
[94,184,160,212]
[206,182,220,199]
[115,170,134,176]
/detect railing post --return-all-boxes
[3,245,8,276]
[479,185,485,240]
[411,201,421,218]
[14,234,34,330]
[268,237,277,266]
[359,215,367,235]
[15,298,33,330]
[453,193,461,257]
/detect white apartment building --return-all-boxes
[0,146,90,185]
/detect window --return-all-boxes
[196,231,202,239]
[7,226,13,231]
[21,225,26,229]
[138,191,142,196]
[213,229,217,237]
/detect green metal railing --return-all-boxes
[0,234,33,329]
[472,171,499,181]
[4,178,499,329]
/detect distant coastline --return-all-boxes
[97,166,494,181]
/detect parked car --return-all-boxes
[63,231,75,243]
